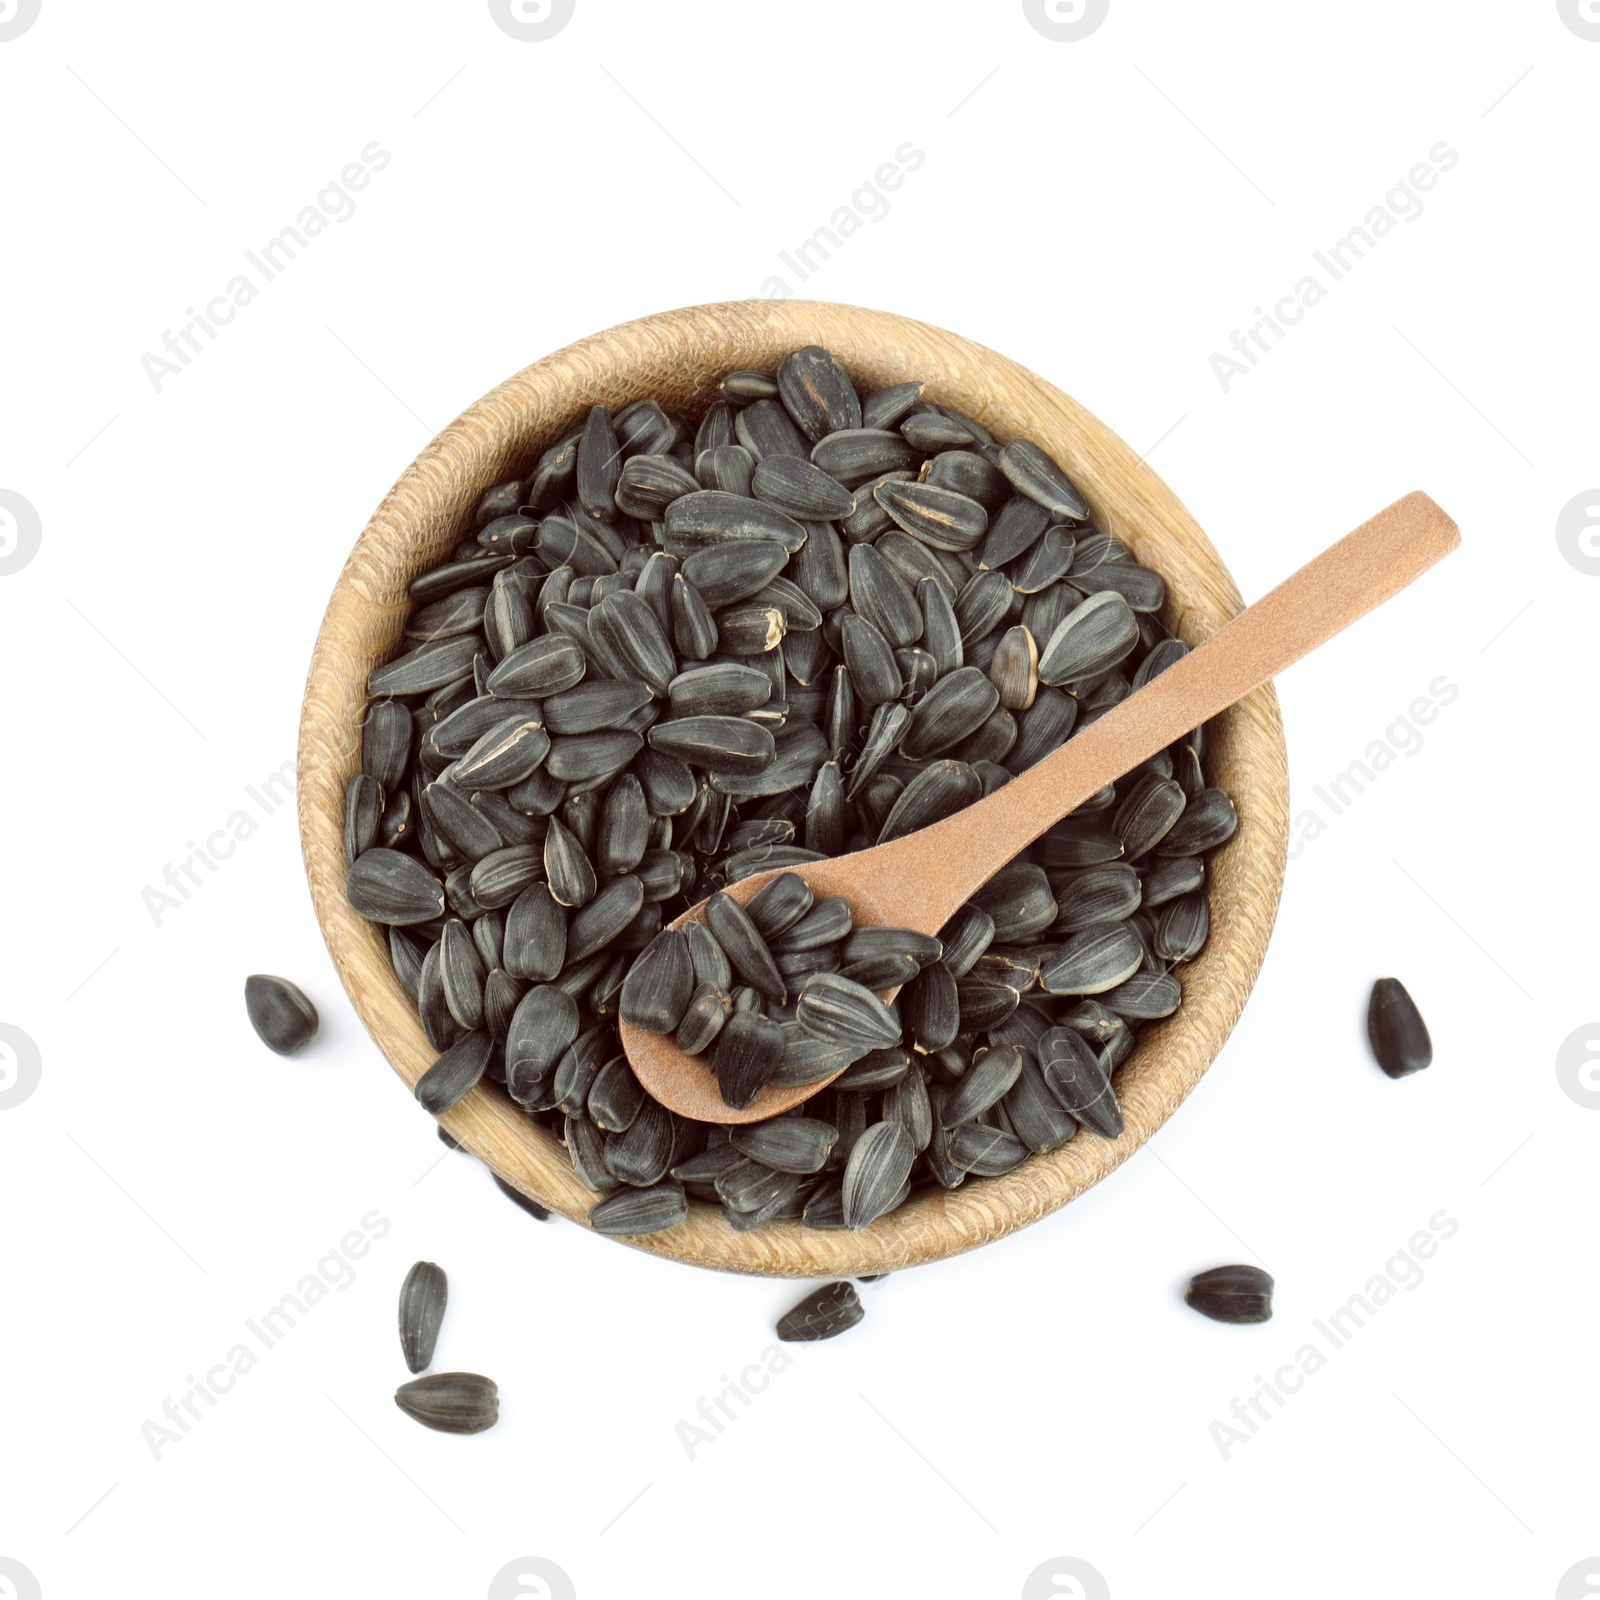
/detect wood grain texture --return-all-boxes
[297,299,1290,1278]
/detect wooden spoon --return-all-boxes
[623,491,1460,1123]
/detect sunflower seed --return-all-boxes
[504,985,578,1105]
[649,715,775,776]
[398,1261,447,1374]
[468,845,543,910]
[946,1121,1029,1176]
[953,568,1014,646]
[1039,924,1145,996]
[543,817,596,907]
[722,370,779,400]
[838,952,919,990]
[841,1120,913,1228]
[988,626,1039,712]
[615,453,698,520]
[896,667,998,761]
[1367,978,1431,1078]
[1156,788,1238,855]
[937,904,995,980]
[715,602,787,656]
[1054,863,1142,932]
[1037,1026,1122,1137]
[663,490,807,555]
[712,1011,785,1109]
[680,539,790,607]
[415,1029,492,1115]
[395,1371,499,1434]
[998,438,1090,521]
[776,345,861,441]
[675,982,733,1055]
[874,479,988,552]
[796,972,901,1050]
[601,1096,674,1186]
[244,975,318,1055]
[751,453,854,519]
[839,926,942,968]
[1186,1264,1274,1324]
[700,442,755,495]
[369,635,482,697]
[1154,892,1209,962]
[619,929,695,1033]
[565,876,644,963]
[979,495,1051,570]
[863,382,926,431]
[1036,591,1138,686]
[1100,970,1179,1018]
[703,891,786,1002]
[486,634,587,698]
[1112,773,1187,859]
[939,1043,1023,1126]
[503,885,566,982]
[811,428,920,489]
[362,700,412,794]
[349,849,446,925]
[730,1117,838,1174]
[899,960,959,1053]
[345,773,384,863]
[437,918,486,1031]
[745,872,815,939]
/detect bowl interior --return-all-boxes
[297,299,1288,1277]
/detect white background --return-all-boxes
[2,2,1596,1597]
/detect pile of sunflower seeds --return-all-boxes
[345,346,1237,1237]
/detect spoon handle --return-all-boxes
[849,491,1461,931]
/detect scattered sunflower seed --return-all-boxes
[244,974,318,1055]
[1185,1264,1274,1324]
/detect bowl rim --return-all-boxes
[297,298,1288,1277]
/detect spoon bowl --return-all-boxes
[300,299,1294,1276]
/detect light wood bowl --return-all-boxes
[298,300,1289,1278]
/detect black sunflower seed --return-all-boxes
[577,405,621,522]
[795,972,901,1050]
[369,635,482,697]
[1367,978,1432,1078]
[730,1117,838,1174]
[1037,591,1139,686]
[680,539,790,607]
[603,1097,675,1186]
[811,428,920,489]
[619,929,695,1033]
[1039,925,1145,996]
[485,634,587,698]
[565,876,644,963]
[503,985,578,1105]
[900,667,1001,761]
[1186,1264,1274,1324]
[946,1121,1029,1176]
[543,817,596,908]
[415,1029,493,1115]
[998,438,1090,522]
[712,1011,785,1109]
[752,453,855,519]
[468,845,542,911]
[663,490,807,556]
[615,452,699,519]
[841,1120,913,1228]
[1156,788,1239,855]
[1112,773,1188,859]
[438,919,487,1031]
[345,773,384,864]
[503,884,566,982]
[348,849,446,925]
[874,479,988,553]
[1037,1026,1123,1137]
[492,1172,550,1221]
[398,1260,447,1374]
[777,345,862,440]
[649,715,775,775]
[745,872,815,939]
[861,382,924,430]
[703,892,786,1002]
[675,982,733,1055]
[395,1372,499,1434]
[940,1044,1024,1126]
[244,974,319,1055]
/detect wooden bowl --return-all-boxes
[297,300,1289,1278]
